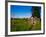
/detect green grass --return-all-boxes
[11,18,41,32]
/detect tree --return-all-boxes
[32,6,41,18]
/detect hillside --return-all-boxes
[11,16,41,31]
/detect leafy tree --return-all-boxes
[32,6,41,18]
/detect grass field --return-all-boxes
[11,18,41,32]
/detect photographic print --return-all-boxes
[11,5,41,31]
[7,2,45,35]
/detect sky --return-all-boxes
[11,5,33,18]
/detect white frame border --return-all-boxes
[8,2,44,35]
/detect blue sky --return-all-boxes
[11,5,32,18]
